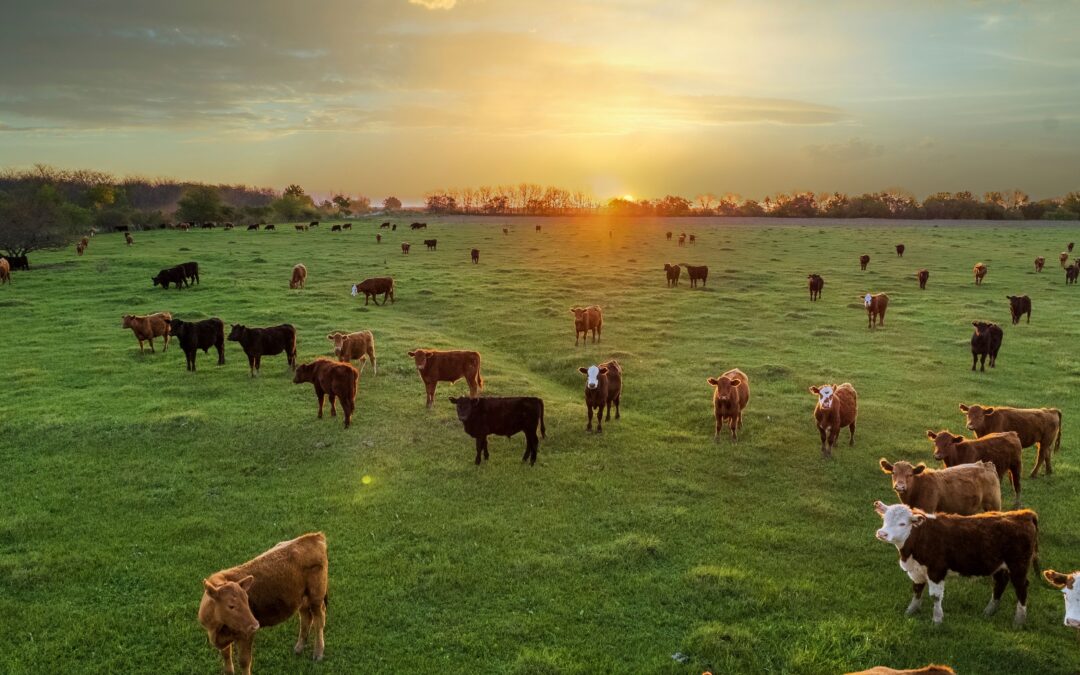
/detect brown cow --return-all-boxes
[917,269,929,289]
[664,263,681,287]
[503,228,508,235]
[895,244,905,257]
[289,264,307,289]
[860,254,870,270]
[680,264,708,288]
[1043,569,1080,628]
[408,349,483,408]
[578,360,622,432]
[1067,264,1078,285]
[809,383,857,458]
[401,242,410,254]
[198,532,329,674]
[326,330,376,374]
[125,232,134,246]
[122,312,172,353]
[293,358,359,427]
[570,306,603,345]
[535,225,541,233]
[351,277,394,306]
[471,248,480,264]
[665,231,672,241]
[863,293,888,328]
[1006,295,1030,324]
[1061,252,1071,268]
[879,459,1001,515]
[678,233,687,246]
[807,273,823,301]
[0,257,9,285]
[927,430,1023,505]
[846,667,955,675]
[76,242,85,256]
[959,403,1062,477]
[376,234,381,244]
[707,368,749,441]
[1034,256,1045,272]
[974,262,987,285]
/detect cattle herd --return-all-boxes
[4,222,1080,675]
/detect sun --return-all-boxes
[622,194,635,201]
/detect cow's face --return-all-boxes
[1044,571,1080,628]
[227,324,245,341]
[570,308,586,326]
[151,275,162,287]
[201,576,260,637]
[926,430,964,461]
[579,365,608,390]
[708,376,742,402]
[959,403,994,432]
[327,333,346,353]
[879,459,924,494]
[121,315,134,329]
[863,293,872,307]
[449,396,478,422]
[809,385,835,409]
[874,501,924,547]
[408,350,430,369]
[292,363,314,384]
[972,321,991,335]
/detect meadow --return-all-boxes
[2,216,1080,674]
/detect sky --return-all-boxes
[1,0,1078,202]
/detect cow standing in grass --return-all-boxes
[1067,264,1078,285]
[810,383,857,458]
[974,262,988,285]
[227,324,298,377]
[1034,256,1045,272]
[293,358,359,428]
[917,269,929,289]
[351,277,394,306]
[665,264,681,287]
[471,249,480,264]
[168,317,225,371]
[807,273,823,301]
[860,254,870,270]
[122,312,172,353]
[879,459,1001,515]
[578,360,622,432]
[290,264,307,289]
[970,321,1002,371]
[708,368,749,441]
[449,396,546,465]
[927,430,1023,506]
[570,306,603,345]
[409,349,483,408]
[0,257,9,285]
[896,244,905,257]
[680,264,708,288]
[959,403,1061,477]
[1006,295,1031,325]
[327,331,376,374]
[863,293,888,328]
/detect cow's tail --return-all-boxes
[539,399,546,439]
[1030,511,1042,580]
[476,361,484,391]
[1054,409,1062,453]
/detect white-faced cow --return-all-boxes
[577,360,622,432]
[809,383,857,458]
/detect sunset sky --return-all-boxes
[2,1,1078,201]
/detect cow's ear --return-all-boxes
[950,434,965,444]
[983,407,995,415]
[926,430,937,440]
[578,367,589,374]
[237,575,255,592]
[959,404,970,412]
[911,512,926,527]
[407,350,417,357]
[598,367,608,375]
[912,464,926,475]
[873,500,887,516]
[203,579,219,597]
[708,378,719,386]
[729,379,742,388]
[1044,570,1070,588]
[808,386,820,395]
[879,458,893,474]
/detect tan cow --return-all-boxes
[0,257,9,285]
[879,459,1001,515]
[973,262,987,285]
[570,306,603,345]
[121,312,172,352]
[326,330,376,374]
[959,403,1061,477]
[408,349,483,408]
[707,368,749,441]
[290,264,307,289]
[1034,256,1045,273]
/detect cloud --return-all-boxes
[803,138,885,162]
[409,0,457,9]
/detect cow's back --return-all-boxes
[976,407,1058,446]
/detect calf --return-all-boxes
[330,225,341,232]
[122,312,172,353]
[290,264,307,289]
[1062,252,1071,267]
[401,242,410,254]
[896,244,905,257]
[152,265,188,290]
[665,264,681,287]
[1066,264,1078,285]
[863,293,888,328]
[1034,256,1045,272]
[707,368,749,441]
[873,501,1038,626]
[380,222,390,229]
[809,383,857,458]
[879,459,1001,515]
[326,330,377,374]
[125,232,134,245]
[408,349,483,408]
[680,263,708,288]
[424,239,437,251]
[0,257,9,284]
[293,358,359,428]
[970,321,1002,371]
[959,403,1062,477]
[342,223,351,230]
[973,262,988,285]
[577,360,622,432]
[1043,570,1080,628]
[807,273,823,301]
[927,430,1023,505]
[351,277,394,306]
[199,532,328,674]
[168,317,225,371]
[860,254,870,270]
[1006,295,1030,324]
[264,224,275,230]
[471,249,480,264]
[570,306,603,345]
[449,396,545,465]
[227,324,297,376]
[917,269,929,289]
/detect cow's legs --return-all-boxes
[575,330,580,346]
[328,394,337,417]
[907,582,926,615]
[729,413,739,442]
[163,334,169,352]
[928,580,945,624]
[524,430,538,465]
[315,387,325,418]
[986,569,1009,616]
[972,353,978,371]
[818,427,828,457]
[714,415,721,438]
[295,607,312,654]
[614,395,620,419]
[219,643,235,674]
[1042,436,1053,475]
[236,635,254,675]
[1030,443,1045,478]
[1011,566,1029,625]
[587,404,594,431]
[604,399,612,422]
[342,398,353,428]
[848,422,856,445]
[248,354,256,377]
[468,376,480,399]
[425,382,436,408]
[310,601,326,661]
[216,343,225,365]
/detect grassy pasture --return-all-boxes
[2,216,1080,674]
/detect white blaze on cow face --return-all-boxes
[351,285,358,296]
[586,365,600,390]
[1046,571,1080,627]
[863,293,872,306]
[874,502,927,547]
[816,385,835,409]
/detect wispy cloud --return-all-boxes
[409,0,458,9]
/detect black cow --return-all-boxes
[113,225,130,233]
[309,221,319,228]
[449,396,546,465]
[3,255,29,271]
[168,318,225,371]
[177,261,199,285]
[411,222,427,230]
[1006,295,1031,325]
[227,324,297,376]
[265,224,276,231]
[1067,264,1079,285]
[380,222,391,229]
[342,223,352,230]
[392,224,397,231]
[331,225,342,232]
[424,239,437,251]
[971,321,1003,371]
[152,266,188,290]
[247,224,260,231]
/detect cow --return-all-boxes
[227,324,297,377]
[678,233,686,246]
[970,321,1003,371]
[959,403,1062,477]
[351,277,394,306]
[974,262,988,285]
[807,273,823,301]
[342,223,351,230]
[125,232,134,245]
[927,430,1023,505]
[308,221,318,228]
[401,243,410,254]
[1034,256,1045,272]
[1067,264,1078,285]
[578,360,622,432]
[917,269,929,290]
[449,396,545,465]
[178,261,200,285]
[264,224,275,231]
[535,225,541,233]
[680,264,708,288]
[471,248,480,264]
[873,501,1038,626]
[424,239,437,251]
[79,236,89,249]
[809,383,857,458]
[380,222,390,229]
[326,330,376,374]
[689,234,696,244]
[1006,295,1031,325]
[570,306,603,345]
[666,231,672,241]
[0,257,9,285]
[879,459,1001,515]
[392,224,397,231]
[223,222,234,230]
[330,225,341,232]
[665,264,681,287]
[178,223,191,231]
[168,317,225,371]
[411,222,427,230]
[76,242,85,256]
[846,667,955,675]
[295,224,307,232]
[290,264,307,290]
[895,244,905,257]
[247,224,259,231]
[122,312,172,353]
[152,265,188,290]
[408,349,483,408]
[198,532,328,674]
[707,368,749,441]
[860,254,870,270]
[1071,242,1076,253]
[4,255,29,271]
[863,293,888,328]
[202,222,217,229]
[1043,570,1080,628]
[293,359,359,428]
[502,228,509,235]
[375,233,382,244]
[1062,252,1071,268]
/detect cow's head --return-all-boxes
[293,361,316,384]
[448,396,479,423]
[809,385,836,409]
[327,333,347,354]
[121,315,134,329]
[874,501,925,547]
[200,576,259,637]
[958,403,994,432]
[926,429,965,461]
[863,293,872,307]
[972,320,992,335]
[879,458,924,494]
[578,365,609,389]
[151,274,162,287]
[227,324,246,341]
[570,307,586,325]
[408,349,431,370]
[707,375,743,402]
[1044,570,1080,628]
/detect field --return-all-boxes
[3,217,1080,674]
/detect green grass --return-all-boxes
[2,217,1080,674]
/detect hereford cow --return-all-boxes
[449,396,545,465]
[424,239,437,251]
[471,249,480,264]
[1006,295,1031,325]
[401,243,410,254]
[708,368,749,441]
[122,312,172,353]
[330,225,341,232]
[199,532,328,673]
[168,317,225,371]
[1066,264,1078,285]
[678,233,686,246]
[680,264,708,288]
[290,264,307,290]
[1062,252,1071,268]
[293,358,359,428]
[570,306,603,345]
[326,330,376,374]
[927,430,1023,505]
[846,667,954,675]
[917,269,929,289]
[807,273,823,301]
[970,321,1003,371]
[152,265,188,290]
[879,459,1001,515]
[974,262,988,285]
[873,501,1038,626]
[665,264,681,287]
[227,324,298,376]
[863,293,888,328]
[1034,256,1045,272]
[0,257,9,284]
[351,277,394,306]
[860,254,870,270]
[125,232,134,246]
[959,403,1062,477]
[809,383,857,458]
[408,349,483,408]
[1043,570,1080,628]
[896,244,905,257]
[577,360,622,432]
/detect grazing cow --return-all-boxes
[265,224,275,231]
[351,277,394,306]
[199,532,328,674]
[1006,295,1031,325]
[1034,256,1045,272]
[380,222,390,229]
[846,667,954,675]
[449,396,545,465]
[970,321,1003,371]
[809,383,857,458]
[689,234,696,244]
[392,224,397,231]
[401,243,410,254]
[409,349,483,408]
[973,262,987,285]
[863,293,889,328]
[577,360,622,432]
[665,264,681,287]
[1063,252,1072,267]
[917,269,929,289]
[680,264,708,288]
[807,273,823,301]
[326,330,376,374]
[4,255,29,271]
[678,233,686,246]
[293,359,359,428]
[1067,264,1079,285]
[152,265,188,290]
[959,403,1062,477]
[295,224,307,232]
[707,368,749,441]
[879,459,1001,515]
[860,254,870,270]
[290,264,307,290]
[125,232,134,245]
[376,234,382,244]
[0,257,9,285]
[895,244,905,257]
[227,324,298,376]
[502,228,508,235]
[224,222,234,230]
[410,222,427,230]
[424,239,437,251]
[927,430,1023,505]
[247,224,259,231]
[471,248,480,264]
[342,223,351,230]
[168,317,225,371]
[331,225,341,232]
[873,501,1038,626]
[666,231,672,241]
[570,306,603,345]
[122,312,172,353]
[177,261,200,285]
[1043,570,1080,628]
[309,221,319,229]
[535,225,541,233]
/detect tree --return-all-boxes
[383,196,402,211]
[85,184,116,210]
[283,184,306,198]
[0,184,90,258]
[176,185,223,222]
[332,195,353,215]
